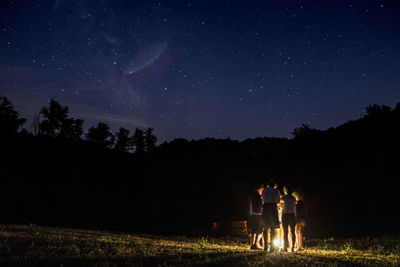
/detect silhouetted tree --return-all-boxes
[365,104,391,116]
[86,122,115,148]
[292,123,321,139]
[39,99,68,137]
[393,102,400,115]
[0,96,26,136]
[39,99,83,139]
[145,128,158,152]
[114,127,131,152]
[58,117,84,140]
[131,128,145,153]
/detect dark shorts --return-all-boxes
[248,215,263,233]
[282,213,296,228]
[262,203,279,229]
[296,215,306,224]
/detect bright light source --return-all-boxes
[273,238,281,248]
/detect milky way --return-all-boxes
[1,0,399,141]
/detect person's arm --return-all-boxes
[278,195,284,209]
[275,191,281,204]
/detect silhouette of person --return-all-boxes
[293,190,306,250]
[280,186,296,252]
[262,180,281,252]
[248,184,264,250]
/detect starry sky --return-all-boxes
[1,0,400,141]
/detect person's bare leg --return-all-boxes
[298,225,304,249]
[256,233,263,249]
[270,226,276,251]
[251,234,257,247]
[295,224,300,250]
[290,224,295,252]
[274,228,280,249]
[263,229,268,251]
[283,224,288,250]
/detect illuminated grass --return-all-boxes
[0,225,399,266]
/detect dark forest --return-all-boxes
[1,96,399,238]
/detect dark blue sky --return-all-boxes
[1,0,400,141]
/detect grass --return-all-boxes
[0,225,399,266]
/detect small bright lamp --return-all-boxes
[273,237,281,248]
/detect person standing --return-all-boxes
[262,181,281,252]
[281,186,297,252]
[293,190,306,250]
[248,185,264,250]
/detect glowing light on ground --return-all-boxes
[273,238,281,248]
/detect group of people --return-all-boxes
[248,181,306,252]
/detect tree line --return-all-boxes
[1,93,400,237]
[0,96,157,153]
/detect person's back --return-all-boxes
[296,200,306,221]
[294,198,306,250]
[281,194,296,215]
[280,187,296,252]
[248,185,264,250]
[262,187,280,204]
[261,182,281,251]
[249,191,263,216]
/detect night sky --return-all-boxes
[1,0,399,141]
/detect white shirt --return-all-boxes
[281,194,296,215]
[262,187,281,204]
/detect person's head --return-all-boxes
[268,180,275,188]
[293,189,303,201]
[283,186,293,195]
[256,184,264,195]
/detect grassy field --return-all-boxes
[0,225,399,266]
